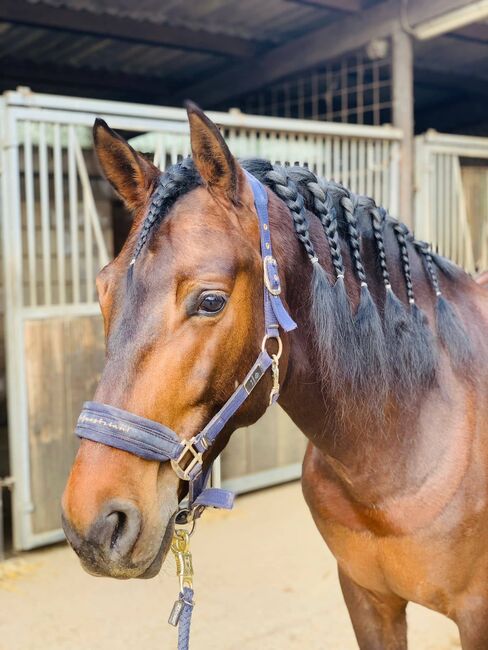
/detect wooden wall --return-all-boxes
[24,315,105,535]
[222,406,307,481]
[462,165,488,271]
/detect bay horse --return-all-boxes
[62,103,488,649]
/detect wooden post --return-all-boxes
[392,29,414,226]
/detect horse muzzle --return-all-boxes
[62,499,173,579]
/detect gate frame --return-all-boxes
[1,89,403,550]
[415,129,488,273]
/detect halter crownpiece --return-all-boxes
[75,170,296,512]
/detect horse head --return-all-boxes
[61,104,287,578]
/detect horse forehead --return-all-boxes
[154,192,255,267]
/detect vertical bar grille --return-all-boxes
[18,121,110,307]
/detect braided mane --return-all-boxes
[130,156,472,415]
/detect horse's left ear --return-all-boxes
[185,101,242,203]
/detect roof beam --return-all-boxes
[286,0,362,12]
[177,0,478,106]
[0,57,175,104]
[453,22,488,42]
[0,0,259,59]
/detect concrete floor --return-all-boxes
[0,482,461,650]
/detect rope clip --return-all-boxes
[171,528,194,593]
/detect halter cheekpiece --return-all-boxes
[75,170,296,510]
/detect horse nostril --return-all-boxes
[91,500,142,559]
[108,510,127,549]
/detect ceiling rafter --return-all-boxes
[175,0,480,106]
[286,0,362,13]
[0,0,260,59]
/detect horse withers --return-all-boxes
[62,103,488,649]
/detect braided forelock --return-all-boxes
[130,157,202,265]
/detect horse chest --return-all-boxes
[302,438,488,610]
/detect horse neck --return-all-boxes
[269,196,448,494]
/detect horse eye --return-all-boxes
[197,293,226,315]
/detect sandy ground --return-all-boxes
[0,482,461,650]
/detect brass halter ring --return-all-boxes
[261,333,283,405]
[261,333,283,360]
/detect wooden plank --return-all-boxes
[221,406,306,481]
[221,425,249,481]
[25,318,67,535]
[0,0,259,58]
[64,316,105,440]
[247,408,279,474]
[25,315,104,535]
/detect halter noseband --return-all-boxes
[74,170,297,516]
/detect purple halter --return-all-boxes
[75,170,297,517]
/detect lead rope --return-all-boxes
[168,528,196,649]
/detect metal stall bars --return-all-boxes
[1,89,402,550]
[415,130,488,274]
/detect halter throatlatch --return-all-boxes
[74,170,297,648]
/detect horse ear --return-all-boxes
[93,118,160,212]
[185,101,241,203]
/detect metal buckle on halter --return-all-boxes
[171,438,203,481]
[263,256,281,296]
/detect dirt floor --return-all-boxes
[0,482,461,650]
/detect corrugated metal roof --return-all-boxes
[0,22,220,81]
[0,0,342,94]
[25,0,335,42]
[1,0,487,122]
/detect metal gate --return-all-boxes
[415,131,488,273]
[1,89,402,550]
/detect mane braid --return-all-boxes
[282,166,357,389]
[130,154,472,418]
[415,240,472,368]
[370,207,434,395]
[392,221,437,387]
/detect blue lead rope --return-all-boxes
[177,587,195,650]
